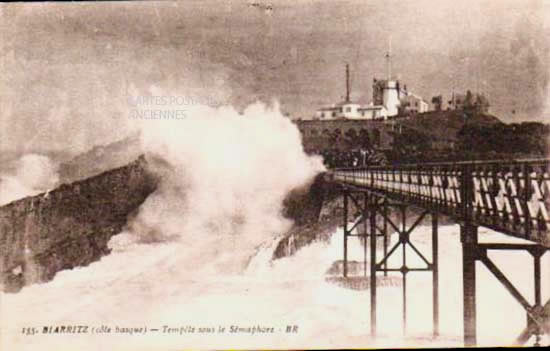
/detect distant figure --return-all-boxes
[360,149,367,166]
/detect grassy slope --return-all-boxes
[399,110,503,142]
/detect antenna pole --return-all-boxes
[346,63,350,102]
[386,36,392,81]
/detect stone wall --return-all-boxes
[0,156,157,293]
[295,119,394,152]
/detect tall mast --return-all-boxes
[385,36,392,81]
[345,63,350,102]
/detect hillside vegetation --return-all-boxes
[400,109,502,141]
[387,110,549,164]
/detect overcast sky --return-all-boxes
[1,0,549,153]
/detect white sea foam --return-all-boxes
[1,102,548,350]
[0,154,59,205]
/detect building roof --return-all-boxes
[317,106,341,111]
[403,93,425,101]
[334,100,360,107]
[317,100,361,111]
[358,105,385,111]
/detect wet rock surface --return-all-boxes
[0,156,157,293]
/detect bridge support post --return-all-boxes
[364,193,369,277]
[383,200,388,277]
[400,205,408,335]
[461,224,478,347]
[531,249,543,346]
[343,190,348,278]
[432,212,439,338]
[370,195,378,337]
[332,158,550,345]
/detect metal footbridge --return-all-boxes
[327,158,550,346]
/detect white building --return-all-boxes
[372,78,409,117]
[400,93,429,114]
[313,55,430,121]
[338,102,362,118]
[315,101,361,120]
[358,104,388,120]
[315,101,389,120]
[384,81,401,116]
[314,65,366,120]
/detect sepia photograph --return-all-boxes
[0,0,549,349]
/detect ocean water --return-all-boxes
[1,102,547,349]
[2,223,548,350]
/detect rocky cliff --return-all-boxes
[272,174,445,261]
[58,134,142,184]
[273,174,342,259]
[0,156,157,293]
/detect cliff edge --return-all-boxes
[0,156,157,293]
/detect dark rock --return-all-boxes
[0,156,158,293]
[273,174,341,259]
[274,173,453,261]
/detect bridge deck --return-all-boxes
[330,159,550,247]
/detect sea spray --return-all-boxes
[0,154,60,205]
[123,100,325,275]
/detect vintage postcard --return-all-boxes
[1,1,549,350]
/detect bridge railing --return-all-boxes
[331,159,550,245]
